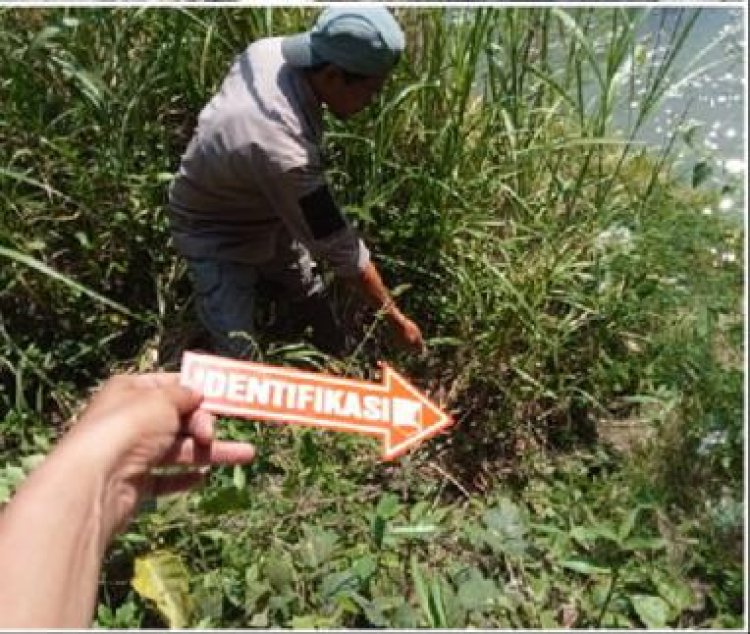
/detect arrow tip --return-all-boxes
[380,365,454,461]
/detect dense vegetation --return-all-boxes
[0,6,744,628]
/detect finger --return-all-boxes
[163,438,256,466]
[129,374,204,416]
[185,409,215,445]
[158,383,204,416]
[150,471,207,497]
[129,372,181,389]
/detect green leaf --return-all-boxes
[2,465,26,488]
[371,514,386,548]
[622,536,667,551]
[540,609,558,628]
[19,453,45,472]
[456,569,498,611]
[199,486,250,514]
[570,525,604,546]
[0,245,136,318]
[392,602,419,629]
[193,570,223,623]
[652,571,695,613]
[428,576,448,628]
[299,524,338,568]
[249,609,269,628]
[618,507,641,541]
[481,497,528,555]
[244,564,270,613]
[592,522,620,543]
[679,122,702,148]
[232,464,246,490]
[351,555,378,582]
[631,594,670,629]
[410,555,431,626]
[560,559,611,576]
[131,550,193,628]
[375,492,401,519]
[691,160,712,188]
[290,614,337,629]
[388,523,439,538]
[264,557,294,591]
[321,570,358,599]
[350,592,388,627]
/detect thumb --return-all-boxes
[159,384,204,417]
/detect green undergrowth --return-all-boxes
[1,6,745,629]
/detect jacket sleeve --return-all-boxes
[256,161,370,278]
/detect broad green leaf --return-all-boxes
[350,592,388,627]
[192,570,223,623]
[264,556,294,591]
[2,465,26,488]
[244,564,270,613]
[392,602,419,629]
[321,570,358,599]
[652,571,695,613]
[351,555,377,581]
[631,594,670,629]
[375,492,401,519]
[481,497,528,555]
[461,522,485,548]
[131,550,193,628]
[299,524,338,568]
[456,569,498,611]
[602,612,636,628]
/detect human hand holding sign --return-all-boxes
[0,372,255,628]
[71,372,257,534]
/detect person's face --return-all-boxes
[321,69,387,119]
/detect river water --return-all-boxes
[618,6,746,213]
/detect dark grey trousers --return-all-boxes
[186,242,344,357]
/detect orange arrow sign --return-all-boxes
[180,351,453,460]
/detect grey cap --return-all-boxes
[281,6,405,77]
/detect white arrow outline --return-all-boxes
[181,352,454,460]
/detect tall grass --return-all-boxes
[0,6,744,628]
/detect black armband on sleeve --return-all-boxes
[299,185,346,239]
